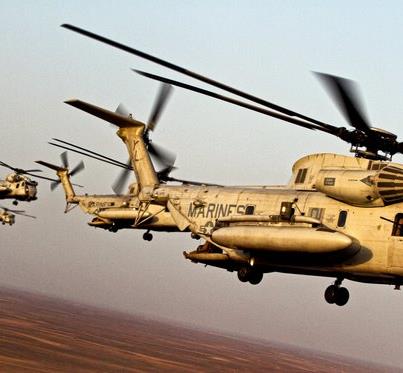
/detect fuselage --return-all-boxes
[73,152,403,286]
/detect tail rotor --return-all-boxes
[36,151,85,191]
[114,83,176,188]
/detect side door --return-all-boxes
[388,213,403,269]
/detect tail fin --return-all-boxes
[65,99,159,189]
[35,161,76,202]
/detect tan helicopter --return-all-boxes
[0,161,58,205]
[0,205,36,226]
[38,24,403,307]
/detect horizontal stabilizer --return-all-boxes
[64,99,144,128]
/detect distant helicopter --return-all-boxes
[0,205,36,226]
[37,83,212,234]
[37,24,403,307]
[0,161,57,205]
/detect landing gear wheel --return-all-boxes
[108,223,119,232]
[143,232,153,241]
[324,285,338,304]
[249,271,263,285]
[335,287,349,306]
[324,284,350,306]
[237,267,251,283]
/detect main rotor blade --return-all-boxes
[51,139,130,169]
[13,211,36,219]
[0,161,16,171]
[0,162,43,175]
[134,69,338,135]
[22,169,42,173]
[50,142,128,170]
[23,171,58,182]
[147,83,173,132]
[61,24,334,130]
[0,207,25,213]
[314,72,371,132]
[165,175,221,186]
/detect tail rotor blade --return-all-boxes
[112,160,132,194]
[148,142,176,168]
[70,160,85,177]
[157,165,177,182]
[147,83,172,132]
[60,151,69,169]
[51,181,60,191]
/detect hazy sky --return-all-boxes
[2,1,403,368]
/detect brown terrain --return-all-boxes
[0,287,398,372]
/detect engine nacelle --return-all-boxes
[315,170,381,206]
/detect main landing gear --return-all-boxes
[237,267,264,285]
[143,231,153,241]
[324,278,350,306]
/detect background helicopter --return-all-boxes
[35,23,403,308]
[0,161,57,205]
[37,83,217,236]
[0,205,36,226]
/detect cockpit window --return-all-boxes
[295,168,308,184]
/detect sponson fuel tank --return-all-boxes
[96,209,150,220]
[211,226,360,255]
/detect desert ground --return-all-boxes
[0,287,398,372]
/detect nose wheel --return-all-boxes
[324,279,349,306]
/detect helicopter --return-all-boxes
[0,205,36,226]
[38,23,403,307]
[0,161,58,205]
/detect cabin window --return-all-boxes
[392,214,403,236]
[337,210,348,227]
[295,168,308,184]
[245,205,255,215]
[309,207,324,220]
[16,183,20,188]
